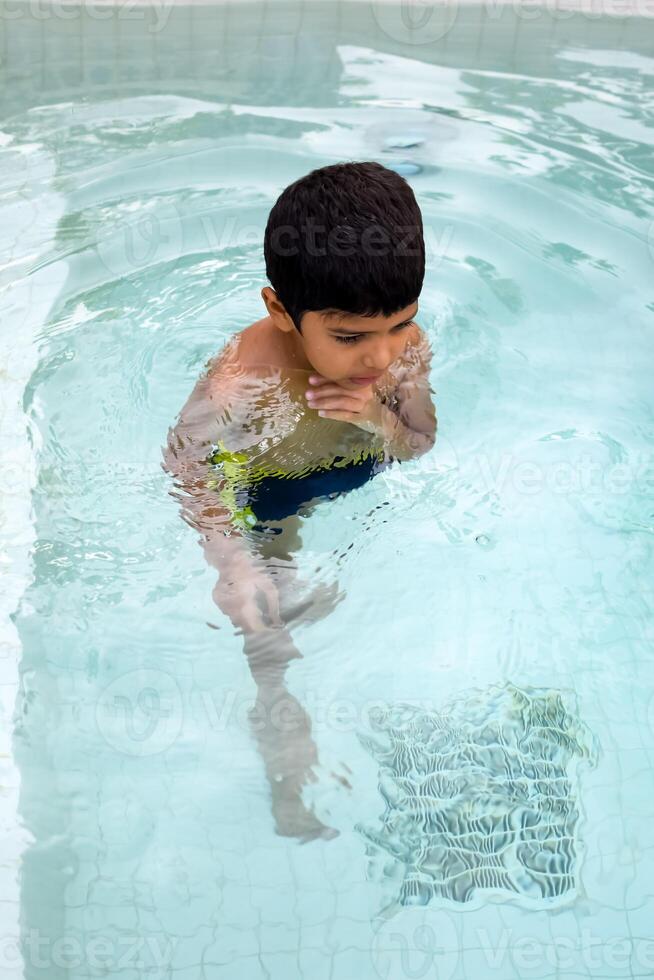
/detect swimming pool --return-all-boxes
[2,0,654,976]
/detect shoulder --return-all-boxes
[169,329,252,443]
[204,319,265,374]
[201,320,278,402]
[165,321,284,472]
[205,318,289,384]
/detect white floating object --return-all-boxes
[383,133,426,149]
[387,161,422,176]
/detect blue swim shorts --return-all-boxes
[207,440,393,530]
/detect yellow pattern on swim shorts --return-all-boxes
[205,437,386,531]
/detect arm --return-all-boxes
[161,372,243,554]
[161,373,282,634]
[374,329,437,462]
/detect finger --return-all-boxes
[316,411,356,423]
[307,392,367,407]
[306,389,364,405]
[305,385,349,401]
[310,400,363,412]
[307,380,361,394]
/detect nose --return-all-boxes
[362,341,393,373]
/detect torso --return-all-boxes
[183,317,413,480]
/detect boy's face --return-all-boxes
[264,289,419,390]
[298,303,419,389]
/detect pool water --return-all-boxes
[2,2,654,978]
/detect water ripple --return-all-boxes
[356,683,599,912]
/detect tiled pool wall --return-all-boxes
[2,0,654,119]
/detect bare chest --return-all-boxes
[236,373,389,473]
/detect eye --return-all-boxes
[333,321,413,345]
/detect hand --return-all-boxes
[304,374,383,435]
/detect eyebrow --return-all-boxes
[328,306,419,335]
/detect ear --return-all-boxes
[261,287,297,333]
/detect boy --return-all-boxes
[162,161,436,840]
[163,160,436,638]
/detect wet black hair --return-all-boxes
[263,161,424,333]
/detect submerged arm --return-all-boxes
[375,330,437,461]
[161,374,282,635]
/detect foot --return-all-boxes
[272,799,340,843]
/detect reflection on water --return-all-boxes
[357,683,599,911]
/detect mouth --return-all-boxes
[348,374,382,386]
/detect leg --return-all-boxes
[210,509,342,840]
[247,507,345,631]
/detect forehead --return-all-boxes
[318,302,418,330]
